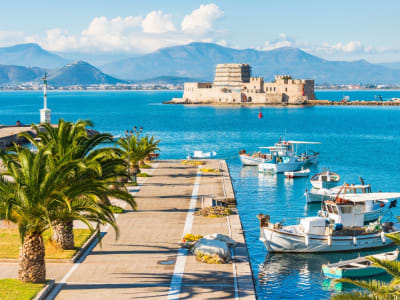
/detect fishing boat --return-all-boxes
[305,183,372,204]
[310,170,340,189]
[239,140,320,166]
[239,148,271,166]
[257,193,400,253]
[284,168,310,178]
[322,249,399,278]
[187,151,217,159]
[258,145,304,173]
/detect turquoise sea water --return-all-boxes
[1,90,400,299]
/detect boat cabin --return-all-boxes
[322,192,400,227]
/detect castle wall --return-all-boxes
[179,65,316,105]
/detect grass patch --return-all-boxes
[0,278,45,300]
[137,172,151,177]
[0,228,92,259]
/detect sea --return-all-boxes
[1,89,400,299]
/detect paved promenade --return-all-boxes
[0,160,256,299]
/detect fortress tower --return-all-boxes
[213,64,251,89]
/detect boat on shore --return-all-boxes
[322,249,399,278]
[284,168,310,178]
[257,193,400,253]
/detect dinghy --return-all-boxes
[187,151,217,159]
[284,168,310,178]
[322,249,399,278]
[310,170,340,189]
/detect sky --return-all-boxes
[1,0,399,62]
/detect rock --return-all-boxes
[203,233,237,247]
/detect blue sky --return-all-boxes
[1,0,399,62]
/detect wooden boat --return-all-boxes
[322,249,399,278]
[284,168,310,178]
[310,170,340,189]
[257,192,400,253]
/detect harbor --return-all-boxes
[0,159,256,299]
[2,90,400,299]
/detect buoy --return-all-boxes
[258,108,263,119]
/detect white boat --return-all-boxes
[259,156,304,173]
[187,151,217,159]
[257,193,400,253]
[322,249,399,279]
[319,193,398,224]
[240,140,320,166]
[305,183,372,204]
[239,149,271,166]
[284,168,310,178]
[310,170,340,189]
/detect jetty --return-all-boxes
[0,125,34,148]
[0,160,255,299]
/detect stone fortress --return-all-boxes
[171,64,316,105]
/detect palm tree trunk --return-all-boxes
[52,221,74,250]
[18,233,46,283]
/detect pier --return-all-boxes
[0,160,256,299]
[0,125,34,148]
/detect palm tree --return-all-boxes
[138,135,160,166]
[19,119,135,250]
[332,231,400,300]
[117,133,160,174]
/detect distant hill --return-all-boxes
[136,76,206,85]
[0,43,69,68]
[47,61,124,86]
[378,62,400,70]
[0,65,45,84]
[101,42,400,84]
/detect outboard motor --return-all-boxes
[382,222,394,232]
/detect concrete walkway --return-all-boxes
[0,160,256,299]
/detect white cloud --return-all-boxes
[142,11,175,33]
[181,3,223,34]
[316,40,365,54]
[259,33,294,51]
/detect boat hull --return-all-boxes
[259,161,303,173]
[260,226,392,253]
[305,190,332,203]
[239,155,265,166]
[322,265,386,279]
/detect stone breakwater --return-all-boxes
[164,99,400,106]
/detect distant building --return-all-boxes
[172,63,316,105]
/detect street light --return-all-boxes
[123,126,143,184]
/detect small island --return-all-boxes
[167,63,316,105]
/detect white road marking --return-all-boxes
[167,168,201,300]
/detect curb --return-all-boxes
[33,279,55,300]
[70,231,99,263]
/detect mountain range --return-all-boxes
[1,42,400,85]
[101,43,400,84]
[0,61,122,86]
